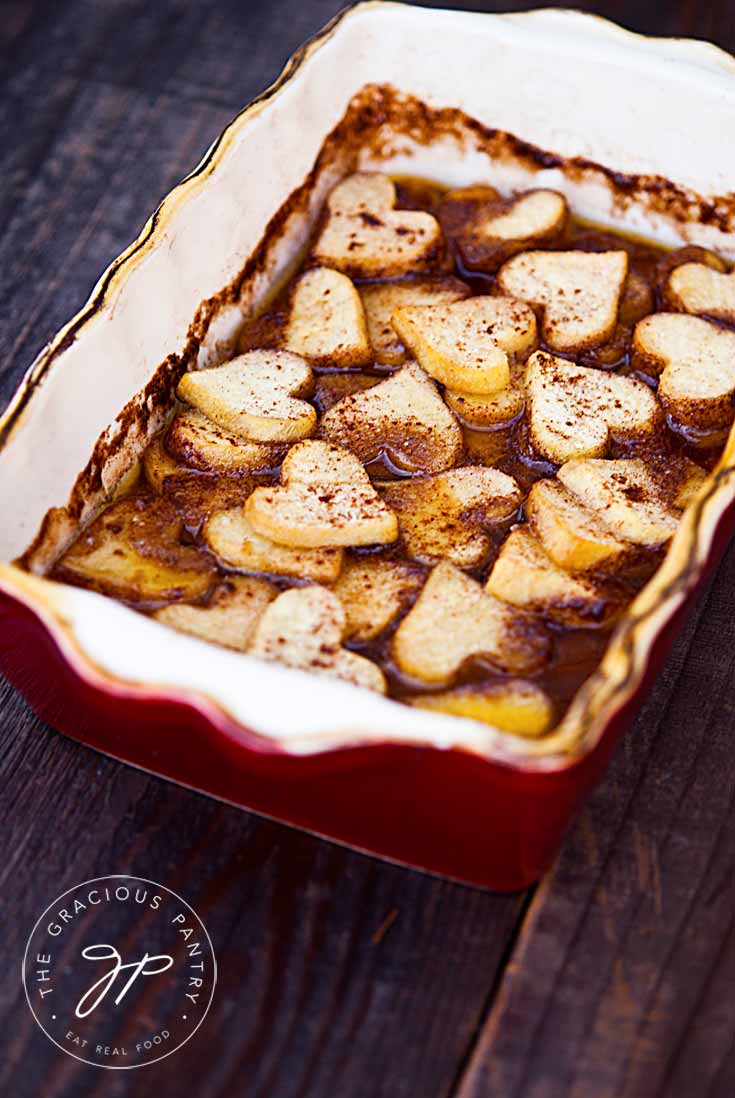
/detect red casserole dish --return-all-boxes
[3,4,735,889]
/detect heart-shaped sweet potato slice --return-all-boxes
[319,361,463,474]
[438,186,567,272]
[360,276,470,366]
[656,245,727,292]
[665,261,735,324]
[312,172,443,278]
[245,440,398,549]
[486,525,622,626]
[203,507,343,582]
[166,408,285,474]
[379,467,521,567]
[249,585,386,692]
[525,478,630,573]
[177,350,315,442]
[632,312,735,430]
[392,561,549,684]
[525,350,661,464]
[391,295,537,395]
[497,250,628,351]
[283,267,371,367]
[558,457,704,547]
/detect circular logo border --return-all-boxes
[22,874,217,1070]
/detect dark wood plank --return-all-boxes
[0,79,232,404]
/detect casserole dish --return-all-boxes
[3,3,735,890]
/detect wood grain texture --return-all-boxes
[1,3,734,1097]
[455,559,735,1098]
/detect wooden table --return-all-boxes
[1,3,733,1095]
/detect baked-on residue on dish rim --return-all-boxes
[3,3,735,768]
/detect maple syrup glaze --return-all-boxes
[52,175,732,726]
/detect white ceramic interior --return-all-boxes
[3,4,735,762]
